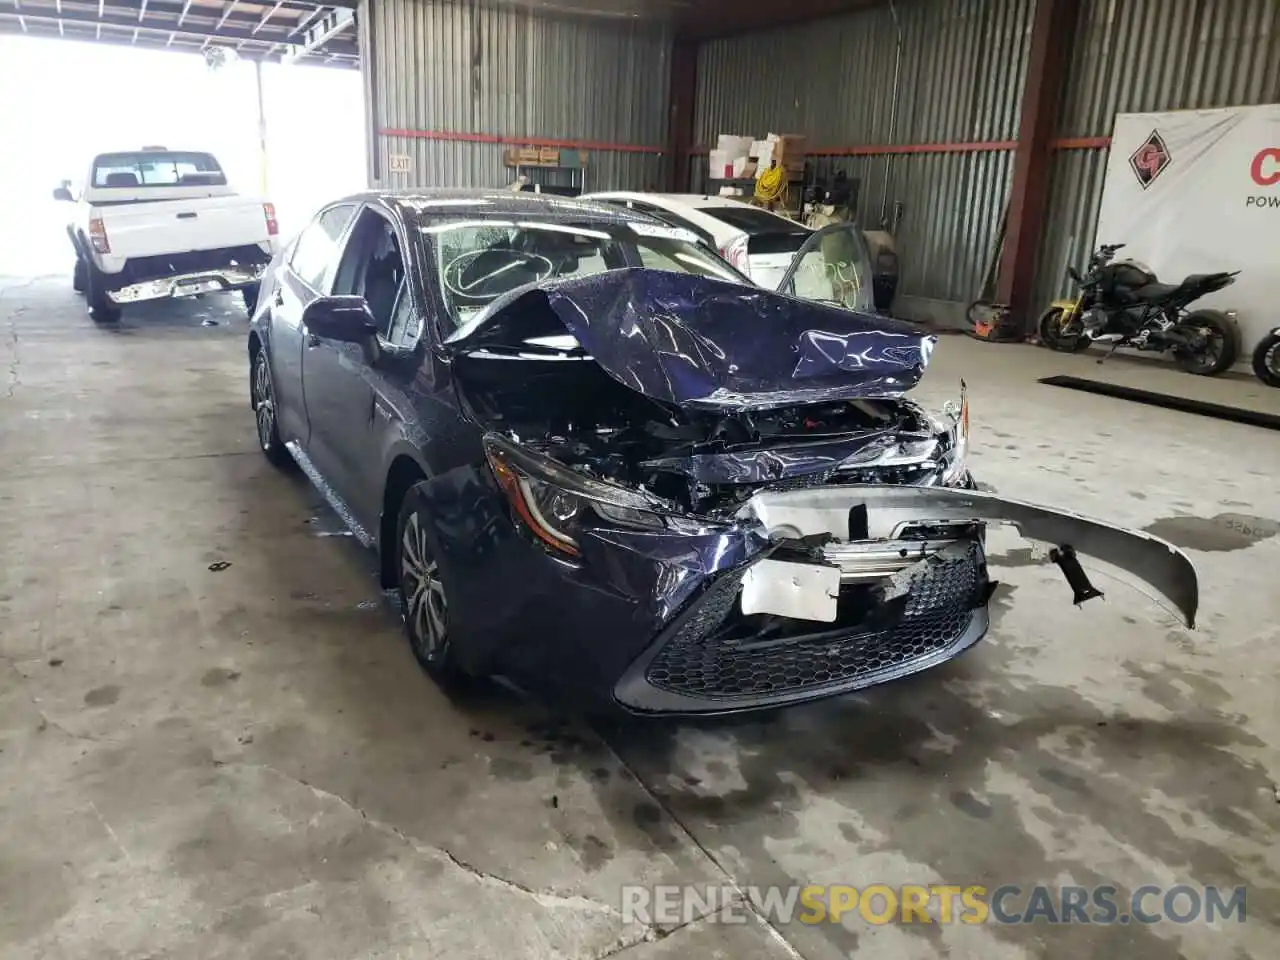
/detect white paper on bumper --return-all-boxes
[740,559,842,622]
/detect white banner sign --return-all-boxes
[1095,103,1280,354]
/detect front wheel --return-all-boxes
[396,484,463,685]
[1252,332,1280,387]
[1038,306,1090,353]
[1174,310,1238,376]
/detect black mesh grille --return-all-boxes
[645,543,984,702]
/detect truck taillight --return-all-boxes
[88,217,110,254]
[719,235,750,275]
[263,203,279,237]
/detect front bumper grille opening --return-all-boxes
[645,542,985,701]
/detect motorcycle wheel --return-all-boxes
[1035,306,1062,348]
[1039,307,1091,353]
[1252,332,1280,387]
[1173,309,1238,376]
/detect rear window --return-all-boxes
[91,152,226,189]
[695,204,803,236]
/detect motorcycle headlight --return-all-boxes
[484,434,677,558]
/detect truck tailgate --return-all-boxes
[97,197,269,258]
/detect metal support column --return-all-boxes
[254,58,269,193]
[996,0,1079,328]
[667,40,697,193]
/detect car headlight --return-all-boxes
[483,434,681,558]
[939,381,970,486]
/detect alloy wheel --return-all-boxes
[1264,342,1280,379]
[1187,326,1223,373]
[400,511,447,661]
[252,354,276,451]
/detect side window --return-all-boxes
[332,208,421,347]
[631,203,717,250]
[289,204,356,292]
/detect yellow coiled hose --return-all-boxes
[754,164,787,207]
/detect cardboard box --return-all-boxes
[716,134,754,160]
[771,134,808,165]
[516,146,540,163]
[538,146,559,164]
[708,149,733,179]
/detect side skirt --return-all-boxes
[285,441,376,548]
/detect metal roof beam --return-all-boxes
[281,5,352,64]
[0,1,292,44]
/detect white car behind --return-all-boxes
[583,191,875,312]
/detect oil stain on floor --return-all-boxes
[1143,513,1279,552]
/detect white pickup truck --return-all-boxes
[54,148,281,322]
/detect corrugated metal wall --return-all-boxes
[362,0,671,193]
[1033,0,1280,309]
[692,0,1035,323]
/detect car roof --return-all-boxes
[338,188,656,227]
[583,190,808,235]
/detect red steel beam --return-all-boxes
[380,128,664,155]
[667,39,698,191]
[996,0,1081,326]
[688,138,1108,157]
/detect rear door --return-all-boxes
[269,203,357,444]
[775,222,876,312]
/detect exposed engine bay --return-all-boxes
[455,352,968,517]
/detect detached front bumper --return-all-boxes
[108,264,267,304]
[427,470,1199,716]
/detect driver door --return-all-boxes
[776,223,875,313]
[301,205,415,530]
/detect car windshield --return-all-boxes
[91,151,226,188]
[427,219,747,325]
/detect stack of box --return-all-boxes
[709,134,754,180]
[751,134,808,180]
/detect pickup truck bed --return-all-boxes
[59,149,281,322]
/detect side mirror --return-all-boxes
[1067,266,1082,283]
[302,296,377,343]
[52,187,74,202]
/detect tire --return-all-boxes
[241,283,260,318]
[72,258,86,294]
[1174,309,1238,376]
[250,347,295,469]
[1038,306,1089,353]
[1252,332,1280,387]
[84,263,122,323]
[396,482,463,684]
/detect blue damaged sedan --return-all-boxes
[247,190,1198,715]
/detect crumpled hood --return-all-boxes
[443,269,936,411]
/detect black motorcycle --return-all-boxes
[1253,327,1280,387]
[1038,243,1240,376]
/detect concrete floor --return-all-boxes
[1,276,1277,960]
